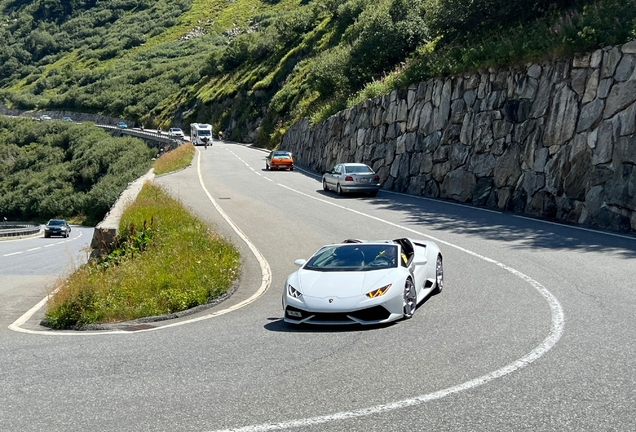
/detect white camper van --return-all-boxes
[189,123,213,146]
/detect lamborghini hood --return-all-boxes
[297,268,398,298]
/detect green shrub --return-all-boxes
[0,118,154,222]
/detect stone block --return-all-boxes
[614,54,636,81]
[597,78,613,99]
[593,118,618,164]
[441,168,476,202]
[452,77,465,100]
[523,171,546,196]
[573,54,591,68]
[577,98,605,132]
[396,99,408,122]
[582,69,599,104]
[622,41,636,54]
[614,136,636,165]
[494,143,522,188]
[528,64,542,79]
[603,80,636,119]
[601,47,622,79]
[418,102,434,135]
[618,101,636,136]
[533,147,549,172]
[571,68,588,97]
[544,83,578,147]
[590,49,603,68]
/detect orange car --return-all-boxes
[266,150,294,171]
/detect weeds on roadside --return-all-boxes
[153,143,196,175]
[45,183,240,329]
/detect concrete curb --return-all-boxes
[89,168,155,257]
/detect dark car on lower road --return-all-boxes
[44,219,71,238]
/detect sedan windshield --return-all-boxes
[345,165,373,174]
[47,220,65,226]
[304,244,398,272]
[272,151,291,157]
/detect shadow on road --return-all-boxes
[263,319,397,333]
[232,145,636,258]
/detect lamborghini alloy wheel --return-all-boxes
[432,254,444,295]
[403,278,417,319]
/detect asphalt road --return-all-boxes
[1,142,635,431]
[0,227,93,329]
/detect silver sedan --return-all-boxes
[322,163,381,196]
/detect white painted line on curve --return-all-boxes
[512,215,636,241]
[44,244,55,248]
[27,247,41,251]
[4,251,23,256]
[202,172,565,432]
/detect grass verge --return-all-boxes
[44,182,240,329]
[153,142,196,175]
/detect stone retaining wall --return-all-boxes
[282,42,636,233]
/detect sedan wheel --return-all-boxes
[432,254,444,295]
[337,184,343,196]
[322,179,329,191]
[403,278,417,319]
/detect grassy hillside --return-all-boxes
[1,0,635,148]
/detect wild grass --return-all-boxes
[44,182,240,329]
[153,142,196,175]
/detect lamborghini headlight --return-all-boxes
[287,284,302,298]
[366,284,392,298]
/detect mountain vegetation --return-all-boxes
[0,117,155,224]
[1,0,635,148]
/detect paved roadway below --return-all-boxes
[0,227,93,329]
[1,142,635,431]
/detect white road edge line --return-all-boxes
[512,215,636,240]
[8,149,272,335]
[206,153,565,432]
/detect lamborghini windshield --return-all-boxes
[304,244,398,272]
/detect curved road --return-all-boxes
[1,142,635,431]
[0,227,93,329]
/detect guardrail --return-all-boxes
[98,125,182,145]
[0,221,41,238]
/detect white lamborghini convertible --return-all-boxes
[283,238,443,325]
